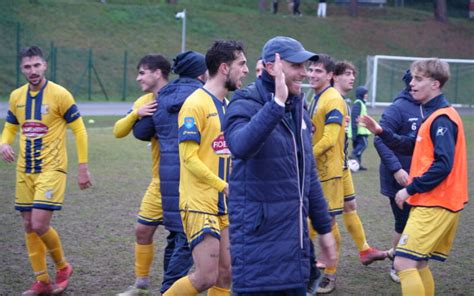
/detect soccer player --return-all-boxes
[163,40,249,296]
[307,57,386,294]
[0,46,92,295]
[224,36,336,295]
[132,50,209,294]
[350,85,370,170]
[373,70,420,283]
[113,54,171,295]
[360,58,468,296]
[255,57,264,78]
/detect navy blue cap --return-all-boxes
[355,86,368,100]
[261,36,318,64]
[172,51,207,78]
[402,69,412,90]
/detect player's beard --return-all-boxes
[28,75,42,86]
[224,72,238,92]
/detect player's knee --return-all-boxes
[135,224,155,244]
[22,219,33,233]
[218,263,231,285]
[31,223,48,236]
[194,269,218,291]
[343,200,357,212]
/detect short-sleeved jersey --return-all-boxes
[130,93,160,180]
[309,87,347,181]
[6,81,81,173]
[178,88,230,215]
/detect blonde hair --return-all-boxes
[410,58,450,88]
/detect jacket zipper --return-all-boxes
[281,110,305,249]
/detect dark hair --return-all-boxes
[137,54,171,80]
[206,40,245,77]
[309,54,335,73]
[19,46,45,61]
[334,60,357,77]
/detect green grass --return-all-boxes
[0,0,473,102]
[0,114,473,294]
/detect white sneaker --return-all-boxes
[117,285,149,296]
[390,268,400,283]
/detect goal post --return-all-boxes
[366,55,474,108]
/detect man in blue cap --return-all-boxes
[224,36,336,295]
[132,50,208,294]
[350,85,370,170]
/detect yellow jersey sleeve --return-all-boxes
[113,93,154,138]
[179,141,227,192]
[68,117,88,163]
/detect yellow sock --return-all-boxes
[40,227,67,269]
[343,211,370,251]
[419,266,435,296]
[208,285,231,296]
[324,223,341,275]
[163,276,198,296]
[399,268,425,296]
[25,232,50,283]
[135,243,154,278]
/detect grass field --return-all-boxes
[1,0,473,102]
[0,114,473,295]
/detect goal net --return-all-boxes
[366,55,474,108]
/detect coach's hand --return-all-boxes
[273,53,288,105]
[137,101,158,118]
[319,232,337,269]
[0,144,15,163]
[394,169,409,187]
[78,163,92,190]
[395,188,409,209]
[358,115,383,135]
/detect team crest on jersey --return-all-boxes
[211,133,230,156]
[399,234,409,246]
[184,117,195,129]
[22,122,48,139]
[41,104,49,115]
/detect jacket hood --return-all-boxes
[393,89,417,105]
[158,77,204,113]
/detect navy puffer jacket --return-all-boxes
[224,72,332,293]
[133,77,203,231]
[374,90,421,197]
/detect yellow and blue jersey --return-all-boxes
[114,92,160,180]
[6,81,82,173]
[178,88,230,215]
[309,86,347,181]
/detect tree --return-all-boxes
[349,0,358,17]
[434,0,448,22]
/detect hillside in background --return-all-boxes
[0,0,473,101]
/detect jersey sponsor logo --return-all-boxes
[16,104,25,108]
[211,133,230,156]
[41,104,49,115]
[184,117,195,129]
[436,127,447,137]
[22,122,48,139]
[207,112,218,118]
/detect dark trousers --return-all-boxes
[388,196,411,234]
[351,135,369,164]
[239,287,307,296]
[160,231,193,294]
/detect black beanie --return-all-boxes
[402,69,412,91]
[172,51,207,78]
